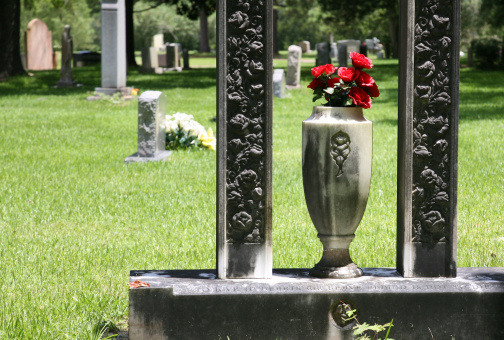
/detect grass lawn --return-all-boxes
[0,54,503,338]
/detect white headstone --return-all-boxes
[273,69,285,98]
[286,45,302,87]
[125,91,171,163]
[299,41,311,53]
[153,34,164,51]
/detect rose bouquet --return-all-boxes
[165,112,215,151]
[307,52,380,109]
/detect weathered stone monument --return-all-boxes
[25,18,54,71]
[182,49,191,70]
[128,1,504,338]
[315,42,331,66]
[152,33,164,51]
[286,44,302,88]
[273,69,285,98]
[57,25,76,87]
[125,91,171,163]
[397,0,459,277]
[95,0,130,96]
[338,39,360,64]
[299,40,311,53]
[337,43,347,67]
[165,43,180,70]
[140,47,162,74]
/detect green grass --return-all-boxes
[0,56,503,338]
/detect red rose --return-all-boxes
[323,64,337,76]
[355,71,375,87]
[364,83,380,98]
[311,64,337,77]
[337,67,359,82]
[350,52,374,69]
[326,77,340,88]
[307,78,325,90]
[349,86,372,109]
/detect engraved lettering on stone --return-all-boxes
[412,0,453,243]
[226,0,266,243]
[330,131,351,177]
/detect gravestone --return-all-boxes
[125,91,171,163]
[57,25,76,87]
[152,33,164,51]
[216,0,273,279]
[365,38,375,52]
[360,43,368,56]
[286,45,302,88]
[299,40,311,53]
[337,44,347,67]
[376,51,384,59]
[140,47,162,74]
[129,0,504,338]
[338,39,360,64]
[330,42,337,59]
[273,69,285,98]
[25,19,54,71]
[94,0,130,96]
[397,0,460,277]
[165,44,180,70]
[182,49,191,70]
[315,42,330,66]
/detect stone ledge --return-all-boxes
[124,151,171,164]
[129,268,504,339]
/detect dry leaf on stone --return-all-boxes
[129,280,150,288]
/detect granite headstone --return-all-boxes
[273,69,285,98]
[25,19,54,71]
[286,45,302,88]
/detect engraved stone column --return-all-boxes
[125,91,171,163]
[397,0,460,277]
[217,0,273,279]
[95,0,130,96]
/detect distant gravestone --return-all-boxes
[94,0,130,96]
[286,45,302,88]
[315,42,330,66]
[165,44,180,70]
[330,42,337,59]
[337,44,347,67]
[25,19,54,70]
[273,69,285,98]
[182,49,191,70]
[365,39,375,52]
[57,25,76,87]
[152,34,164,51]
[299,41,311,53]
[360,43,368,56]
[125,91,171,163]
[338,40,360,64]
[140,47,162,74]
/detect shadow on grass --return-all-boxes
[0,64,217,97]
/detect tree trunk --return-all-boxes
[126,0,138,67]
[0,0,26,80]
[388,12,399,59]
[273,8,279,56]
[199,6,210,53]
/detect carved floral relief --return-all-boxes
[225,0,267,243]
[412,0,454,243]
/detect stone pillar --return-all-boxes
[337,44,347,67]
[125,91,171,163]
[140,47,161,74]
[273,69,285,98]
[57,25,76,87]
[397,0,460,277]
[286,45,302,88]
[96,0,130,96]
[315,42,330,66]
[165,44,179,69]
[217,0,273,279]
[182,49,191,70]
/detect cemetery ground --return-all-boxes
[0,54,503,339]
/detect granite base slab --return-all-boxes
[129,267,504,340]
[94,86,132,96]
[124,151,171,164]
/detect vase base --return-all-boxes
[309,263,363,279]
